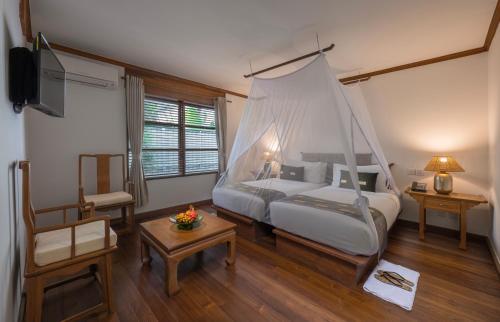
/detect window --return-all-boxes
[139,97,218,179]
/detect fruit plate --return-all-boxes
[169,214,204,230]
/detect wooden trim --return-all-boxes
[19,0,33,42]
[135,199,212,223]
[20,0,500,86]
[339,0,500,84]
[339,47,485,84]
[45,42,247,99]
[485,0,500,50]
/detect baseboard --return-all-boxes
[134,199,213,223]
[396,219,487,242]
[486,236,500,277]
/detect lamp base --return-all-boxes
[434,172,453,194]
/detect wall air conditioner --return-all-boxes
[57,52,120,89]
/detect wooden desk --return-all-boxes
[405,187,487,250]
[139,210,237,296]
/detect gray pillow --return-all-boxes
[338,170,378,192]
[280,165,304,182]
[301,153,372,184]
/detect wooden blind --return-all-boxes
[137,97,218,179]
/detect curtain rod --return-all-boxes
[243,43,334,78]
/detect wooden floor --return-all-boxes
[42,207,500,322]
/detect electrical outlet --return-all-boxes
[415,169,425,176]
[407,168,416,175]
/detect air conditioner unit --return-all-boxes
[57,53,120,89]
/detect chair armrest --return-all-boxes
[35,215,113,257]
[35,202,96,223]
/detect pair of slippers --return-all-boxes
[374,270,415,292]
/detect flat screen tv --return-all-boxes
[29,32,66,117]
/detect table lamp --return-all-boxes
[424,156,464,194]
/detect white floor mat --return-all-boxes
[363,259,420,311]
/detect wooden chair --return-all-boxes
[19,161,117,322]
[79,154,135,234]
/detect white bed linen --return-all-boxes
[212,178,326,221]
[270,186,401,255]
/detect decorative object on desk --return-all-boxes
[170,205,203,230]
[424,156,464,194]
[411,181,427,192]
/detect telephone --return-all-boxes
[411,181,427,192]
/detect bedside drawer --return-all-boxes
[424,198,460,213]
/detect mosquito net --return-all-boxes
[215,54,399,255]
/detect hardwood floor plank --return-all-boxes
[40,218,500,322]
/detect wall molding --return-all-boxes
[18,0,247,99]
[339,0,500,84]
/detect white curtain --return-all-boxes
[126,75,148,206]
[219,54,398,256]
[214,97,227,180]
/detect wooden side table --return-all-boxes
[405,187,487,250]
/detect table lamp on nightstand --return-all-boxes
[424,156,464,194]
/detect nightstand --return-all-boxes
[405,187,487,250]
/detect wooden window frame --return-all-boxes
[135,96,218,181]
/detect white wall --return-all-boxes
[26,54,127,220]
[488,24,500,262]
[0,0,26,321]
[361,53,491,235]
[26,53,248,216]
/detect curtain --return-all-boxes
[214,97,227,180]
[126,75,148,206]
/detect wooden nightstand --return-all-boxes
[405,187,487,250]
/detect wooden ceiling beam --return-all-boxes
[484,0,500,50]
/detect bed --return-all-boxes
[270,186,401,256]
[212,178,326,222]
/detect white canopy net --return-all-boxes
[216,54,399,254]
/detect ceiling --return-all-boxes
[30,0,497,94]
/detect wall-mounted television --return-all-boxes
[28,32,66,117]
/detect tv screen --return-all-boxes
[29,33,66,117]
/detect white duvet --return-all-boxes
[270,186,401,255]
[212,178,326,222]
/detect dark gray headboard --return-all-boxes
[301,152,372,184]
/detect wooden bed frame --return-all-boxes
[273,228,378,286]
[213,205,273,241]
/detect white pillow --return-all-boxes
[332,163,390,193]
[284,160,327,184]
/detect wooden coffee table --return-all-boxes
[139,209,237,296]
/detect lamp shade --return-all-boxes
[262,151,273,161]
[424,156,464,173]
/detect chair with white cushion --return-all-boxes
[20,161,117,322]
[79,153,136,234]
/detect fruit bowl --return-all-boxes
[169,206,203,230]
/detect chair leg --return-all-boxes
[25,276,44,322]
[127,204,135,233]
[105,254,114,313]
[121,207,127,225]
[97,254,114,314]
